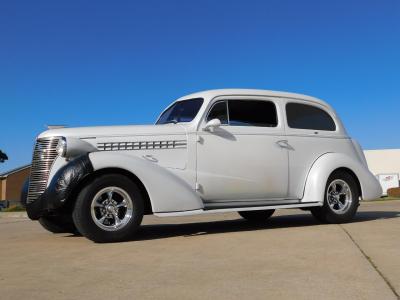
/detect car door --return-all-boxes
[196,97,289,204]
[283,100,350,200]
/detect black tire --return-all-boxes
[310,170,360,224]
[38,215,77,234]
[238,209,275,223]
[72,174,144,243]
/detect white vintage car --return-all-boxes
[22,89,382,242]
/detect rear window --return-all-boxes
[286,103,336,131]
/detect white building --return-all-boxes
[364,149,400,195]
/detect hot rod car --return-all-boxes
[22,89,382,242]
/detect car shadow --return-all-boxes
[127,210,400,242]
[64,210,400,241]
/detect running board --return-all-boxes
[154,202,322,217]
[203,199,300,210]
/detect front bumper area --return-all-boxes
[21,183,61,220]
[21,154,94,220]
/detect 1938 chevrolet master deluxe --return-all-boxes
[21,89,382,242]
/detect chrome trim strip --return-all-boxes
[97,140,187,151]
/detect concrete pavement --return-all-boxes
[0,201,399,300]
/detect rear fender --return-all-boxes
[302,152,382,203]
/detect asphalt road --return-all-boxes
[0,201,399,300]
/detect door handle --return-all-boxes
[276,140,290,149]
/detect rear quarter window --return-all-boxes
[286,103,336,131]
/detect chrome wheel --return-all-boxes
[326,179,352,214]
[90,187,133,231]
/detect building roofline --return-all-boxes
[0,164,31,179]
[364,149,400,152]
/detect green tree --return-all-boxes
[0,150,8,163]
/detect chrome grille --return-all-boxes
[27,137,60,204]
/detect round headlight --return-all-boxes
[56,137,67,157]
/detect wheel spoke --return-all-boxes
[107,190,114,201]
[340,186,349,196]
[98,215,107,224]
[337,200,344,210]
[112,212,121,227]
[93,201,105,208]
[117,199,127,208]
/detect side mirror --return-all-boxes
[204,118,221,132]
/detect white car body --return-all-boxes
[28,89,381,219]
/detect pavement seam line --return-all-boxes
[339,224,400,300]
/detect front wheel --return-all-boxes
[238,209,275,223]
[311,170,360,223]
[72,174,144,243]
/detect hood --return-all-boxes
[38,124,188,139]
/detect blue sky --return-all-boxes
[0,0,399,172]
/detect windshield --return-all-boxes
[156,98,204,124]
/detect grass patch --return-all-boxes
[1,205,26,212]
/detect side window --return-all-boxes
[207,101,228,124]
[228,100,277,127]
[286,103,336,131]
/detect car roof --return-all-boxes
[176,89,332,109]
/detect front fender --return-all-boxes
[24,154,94,220]
[89,152,203,213]
[302,152,382,203]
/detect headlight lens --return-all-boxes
[56,137,67,157]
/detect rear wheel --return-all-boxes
[238,209,275,223]
[38,215,77,234]
[311,170,359,223]
[72,174,144,243]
